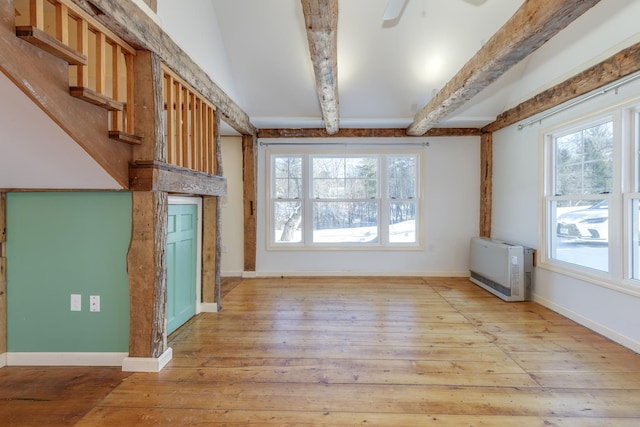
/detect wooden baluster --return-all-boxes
[55,2,68,45]
[125,53,135,134]
[165,73,175,165]
[29,0,44,30]
[181,87,189,169]
[201,101,207,173]
[189,94,195,170]
[75,18,89,88]
[175,82,184,168]
[193,98,202,171]
[206,105,213,174]
[111,43,122,132]
[95,31,106,95]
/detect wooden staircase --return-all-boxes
[14,0,141,145]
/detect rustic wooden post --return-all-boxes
[479,132,493,238]
[201,108,221,311]
[0,192,6,361]
[202,196,217,310]
[214,111,223,306]
[242,134,257,272]
[124,50,170,369]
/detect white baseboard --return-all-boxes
[534,294,640,354]
[0,352,6,368]
[249,270,469,278]
[222,271,244,278]
[200,302,219,313]
[121,347,173,372]
[6,352,128,366]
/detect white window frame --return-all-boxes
[266,147,423,251]
[540,102,640,295]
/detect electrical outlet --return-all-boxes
[70,294,81,312]
[90,295,100,312]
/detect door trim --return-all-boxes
[167,196,203,317]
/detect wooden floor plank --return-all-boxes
[2,277,640,425]
[77,407,640,427]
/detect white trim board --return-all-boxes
[247,270,470,278]
[6,352,128,366]
[200,302,219,313]
[121,347,173,372]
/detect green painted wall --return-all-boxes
[6,192,131,352]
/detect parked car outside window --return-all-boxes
[556,200,608,242]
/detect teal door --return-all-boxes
[166,203,198,335]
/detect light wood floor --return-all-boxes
[2,277,640,426]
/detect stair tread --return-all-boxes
[16,26,87,66]
[109,130,142,145]
[69,87,124,111]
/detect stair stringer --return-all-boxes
[0,1,132,189]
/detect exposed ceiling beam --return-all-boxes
[406,0,602,136]
[483,42,640,133]
[69,0,256,136]
[258,128,482,138]
[301,0,340,135]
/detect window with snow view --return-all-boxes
[269,150,421,249]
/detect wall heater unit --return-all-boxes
[469,237,534,302]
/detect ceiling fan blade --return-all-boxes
[383,0,407,21]
[462,0,488,5]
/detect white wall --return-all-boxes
[220,137,245,276]
[156,0,242,106]
[490,0,640,354]
[492,78,640,353]
[254,137,480,276]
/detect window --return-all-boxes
[544,104,640,289]
[549,119,613,272]
[269,150,421,248]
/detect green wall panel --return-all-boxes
[6,192,131,352]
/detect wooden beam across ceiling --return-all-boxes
[406,0,602,136]
[301,0,340,135]
[258,127,482,138]
[68,0,256,136]
[483,42,640,133]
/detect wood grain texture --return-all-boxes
[201,196,217,305]
[242,134,257,272]
[258,127,482,138]
[126,191,168,358]
[15,25,87,65]
[132,51,165,163]
[129,161,227,196]
[407,0,602,136]
[301,0,339,134]
[35,276,638,425]
[68,0,255,136]
[0,367,131,426]
[480,132,492,237]
[214,111,222,305]
[483,41,640,133]
[0,2,131,187]
[1,277,639,424]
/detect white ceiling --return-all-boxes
[2,0,638,188]
[211,0,525,130]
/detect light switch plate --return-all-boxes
[71,294,81,311]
